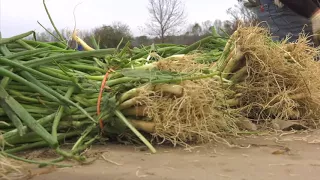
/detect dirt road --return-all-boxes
[28,130,320,180]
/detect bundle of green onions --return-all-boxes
[0,23,228,168]
[3,21,320,168]
[9,0,320,172]
[0,1,228,176]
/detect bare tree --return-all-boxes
[185,23,202,36]
[145,0,187,43]
[220,0,258,35]
[201,20,214,35]
[90,22,133,48]
[227,3,257,25]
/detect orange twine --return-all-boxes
[97,69,115,130]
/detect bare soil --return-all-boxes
[24,130,320,180]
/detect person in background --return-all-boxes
[243,0,320,45]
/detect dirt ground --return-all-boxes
[22,130,320,180]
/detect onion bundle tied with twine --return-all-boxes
[2,24,320,170]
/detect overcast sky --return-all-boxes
[0,0,237,38]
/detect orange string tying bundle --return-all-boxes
[97,68,115,130]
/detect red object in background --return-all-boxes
[260,5,265,12]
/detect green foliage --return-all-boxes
[92,22,133,49]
